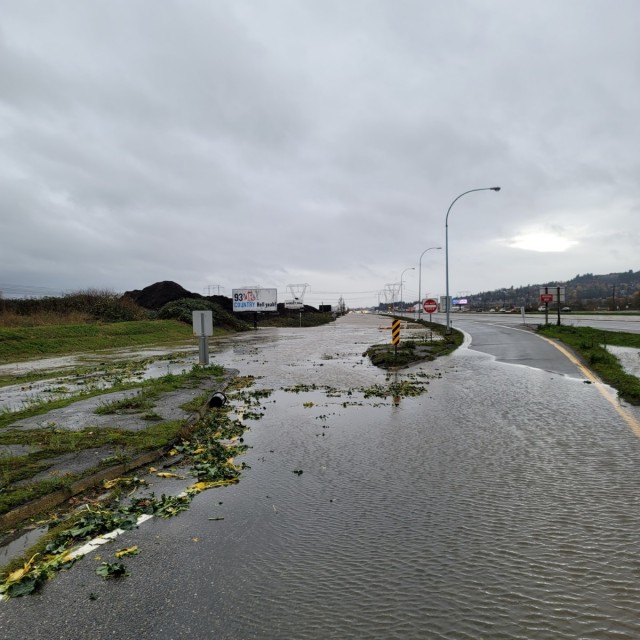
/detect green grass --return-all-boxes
[0,320,197,364]
[0,364,224,432]
[0,419,191,514]
[258,312,335,328]
[537,325,640,405]
[366,319,464,368]
[0,364,226,514]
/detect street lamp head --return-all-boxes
[491,187,501,191]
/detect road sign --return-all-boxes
[391,319,401,345]
[539,286,566,303]
[423,298,438,314]
[540,294,553,303]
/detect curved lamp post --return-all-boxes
[400,267,415,313]
[417,246,442,320]
[445,187,501,333]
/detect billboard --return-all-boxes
[232,288,277,312]
[451,298,468,306]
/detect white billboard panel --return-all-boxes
[232,288,278,312]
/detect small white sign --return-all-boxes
[193,310,214,336]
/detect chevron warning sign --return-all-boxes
[391,319,401,345]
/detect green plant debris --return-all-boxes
[361,380,429,399]
[96,562,129,579]
[0,403,252,597]
[0,551,76,598]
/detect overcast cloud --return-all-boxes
[1,0,638,307]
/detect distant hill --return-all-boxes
[470,270,640,311]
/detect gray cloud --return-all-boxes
[1,0,638,306]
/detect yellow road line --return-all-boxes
[538,334,640,438]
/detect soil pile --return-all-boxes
[123,281,202,310]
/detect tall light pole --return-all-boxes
[400,267,415,314]
[445,187,501,333]
[418,246,442,320]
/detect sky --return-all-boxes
[1,0,639,309]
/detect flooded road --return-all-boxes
[3,314,640,639]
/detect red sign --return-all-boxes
[423,298,438,313]
[540,294,553,303]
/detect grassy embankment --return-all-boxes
[366,318,464,368]
[0,320,198,365]
[537,324,640,405]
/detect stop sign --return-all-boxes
[423,298,438,313]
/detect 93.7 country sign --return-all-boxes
[232,288,278,312]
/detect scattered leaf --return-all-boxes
[114,546,140,558]
[96,562,129,579]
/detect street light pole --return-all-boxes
[445,187,501,333]
[400,267,415,314]
[417,246,442,320]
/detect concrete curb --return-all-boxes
[0,385,232,533]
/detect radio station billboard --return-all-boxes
[232,288,277,312]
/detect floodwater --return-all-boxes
[4,314,640,639]
[0,344,199,412]
[139,315,640,638]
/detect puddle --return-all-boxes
[0,527,48,566]
[606,345,640,379]
[0,343,195,376]
[0,350,203,413]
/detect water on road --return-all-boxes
[3,314,640,640]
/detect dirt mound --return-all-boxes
[123,281,202,310]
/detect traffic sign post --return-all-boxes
[422,298,438,326]
[540,286,565,326]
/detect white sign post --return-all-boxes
[193,310,213,365]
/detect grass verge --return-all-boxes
[365,319,464,368]
[537,324,640,405]
[0,320,201,364]
[0,365,226,513]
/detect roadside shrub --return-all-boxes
[0,290,148,324]
[157,298,251,331]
